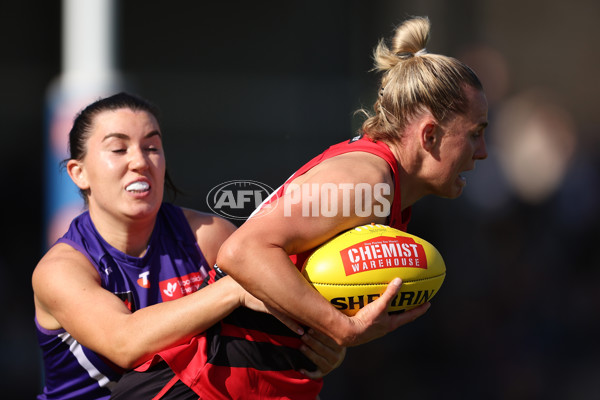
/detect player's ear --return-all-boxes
[67,159,90,190]
[419,120,439,153]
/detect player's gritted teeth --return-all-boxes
[126,181,150,193]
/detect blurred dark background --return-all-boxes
[2,0,600,398]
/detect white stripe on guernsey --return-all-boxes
[248,181,287,219]
[248,171,296,220]
[58,332,117,390]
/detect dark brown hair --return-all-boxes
[63,92,180,203]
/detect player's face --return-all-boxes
[431,86,488,198]
[79,108,166,220]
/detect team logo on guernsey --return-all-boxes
[159,272,203,301]
[137,271,151,289]
[340,236,427,276]
[206,180,275,221]
[348,134,363,143]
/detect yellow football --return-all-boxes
[301,224,446,316]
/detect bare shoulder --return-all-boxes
[33,243,100,329]
[33,243,99,288]
[182,208,237,235]
[334,151,393,179]
[181,208,237,265]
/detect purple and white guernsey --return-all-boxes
[35,203,210,400]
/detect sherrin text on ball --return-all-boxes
[302,224,446,316]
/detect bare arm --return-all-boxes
[188,211,347,376]
[216,153,430,347]
[32,212,250,369]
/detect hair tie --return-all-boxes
[396,49,427,59]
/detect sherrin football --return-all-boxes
[301,224,446,316]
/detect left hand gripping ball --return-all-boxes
[302,224,446,316]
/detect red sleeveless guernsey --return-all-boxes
[134,135,411,400]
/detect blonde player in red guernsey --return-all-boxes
[218,14,488,353]
[111,16,488,399]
